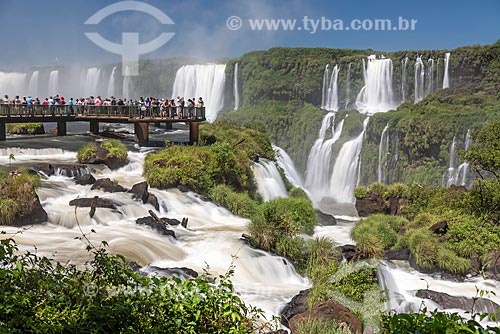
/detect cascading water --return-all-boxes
[0,72,26,97]
[377,124,390,183]
[444,130,472,187]
[28,71,39,96]
[401,56,408,102]
[414,56,425,103]
[172,64,226,122]
[107,66,116,98]
[82,67,102,97]
[253,158,288,202]
[273,145,303,188]
[443,52,451,89]
[322,65,340,111]
[457,129,472,186]
[344,63,352,109]
[356,55,395,114]
[329,118,369,203]
[123,66,131,98]
[48,70,59,97]
[321,64,330,108]
[233,63,240,110]
[304,113,345,202]
[443,135,457,187]
[426,58,435,95]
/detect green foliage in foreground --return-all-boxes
[0,169,41,225]
[0,238,276,333]
[77,139,128,164]
[6,122,44,135]
[295,318,353,334]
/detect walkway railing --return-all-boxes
[0,104,206,120]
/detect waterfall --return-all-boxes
[458,129,472,186]
[123,66,131,98]
[82,67,102,97]
[233,63,240,110]
[329,118,369,203]
[414,56,425,103]
[48,70,59,97]
[321,64,330,108]
[443,52,451,89]
[401,56,408,103]
[445,130,472,187]
[252,159,288,202]
[107,67,116,98]
[426,58,434,95]
[28,71,39,96]
[356,55,394,114]
[305,113,345,201]
[0,72,27,97]
[172,64,226,122]
[344,63,352,109]
[443,135,457,187]
[377,124,390,183]
[273,145,303,188]
[322,65,340,111]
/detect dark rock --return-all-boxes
[37,163,90,177]
[488,250,500,280]
[37,163,55,176]
[340,244,358,262]
[129,181,149,203]
[147,266,198,279]
[355,192,386,217]
[281,289,310,327]
[11,193,48,226]
[181,217,188,228]
[147,193,160,211]
[69,197,118,209]
[384,248,410,261]
[135,216,176,238]
[429,220,448,235]
[470,253,482,276]
[288,300,362,334]
[416,289,500,314]
[160,217,181,226]
[81,146,127,169]
[388,195,409,215]
[75,174,96,185]
[315,209,337,226]
[91,178,127,193]
[177,185,190,193]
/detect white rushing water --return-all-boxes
[0,149,309,321]
[443,130,472,187]
[253,158,288,202]
[322,64,340,111]
[172,64,226,121]
[273,145,303,188]
[233,62,240,110]
[28,71,39,97]
[48,70,59,97]
[443,135,457,187]
[414,56,425,103]
[356,55,395,114]
[107,66,116,98]
[82,67,102,97]
[426,58,435,95]
[329,118,369,204]
[344,63,352,109]
[401,56,409,103]
[0,71,26,97]
[377,124,390,183]
[443,52,451,89]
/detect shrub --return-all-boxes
[351,215,403,257]
[259,198,316,236]
[208,185,260,219]
[0,169,41,224]
[307,238,340,306]
[276,236,308,274]
[436,247,471,275]
[289,187,309,199]
[6,122,44,135]
[354,186,367,199]
[295,318,353,334]
[332,266,379,303]
[101,139,127,161]
[76,143,97,163]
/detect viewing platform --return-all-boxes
[0,105,206,145]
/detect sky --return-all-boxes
[0,0,499,69]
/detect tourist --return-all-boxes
[68,98,74,115]
[187,98,194,118]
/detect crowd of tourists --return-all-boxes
[1,94,205,119]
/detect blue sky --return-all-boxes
[0,0,498,68]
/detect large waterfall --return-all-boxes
[401,56,408,102]
[28,71,39,97]
[344,63,352,109]
[443,52,451,89]
[414,56,425,103]
[305,113,345,201]
[82,67,102,97]
[48,70,59,97]
[253,159,288,202]
[356,56,395,114]
[426,58,435,95]
[321,65,340,111]
[273,145,303,188]
[172,64,226,121]
[329,118,369,203]
[0,72,26,97]
[233,63,240,110]
[107,67,116,98]
[377,124,390,183]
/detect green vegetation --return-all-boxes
[0,238,276,333]
[77,139,128,167]
[295,318,353,334]
[101,139,128,161]
[0,169,41,225]
[6,123,44,135]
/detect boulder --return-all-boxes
[288,300,362,334]
[81,146,127,169]
[355,192,386,217]
[147,193,160,211]
[340,244,358,262]
[37,163,89,178]
[488,250,500,280]
[429,220,448,235]
[315,209,337,226]
[160,217,182,226]
[384,248,410,261]
[416,289,500,314]
[129,181,149,203]
[69,197,118,209]
[11,193,48,226]
[146,266,198,279]
[75,174,96,185]
[388,195,409,215]
[91,178,127,193]
[280,289,310,327]
[135,216,176,238]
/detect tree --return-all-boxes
[464,120,500,179]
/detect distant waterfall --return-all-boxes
[123,66,131,98]
[172,64,226,121]
[273,145,303,188]
[321,64,330,108]
[82,67,101,97]
[305,113,345,201]
[356,55,394,114]
[426,58,435,95]
[329,118,369,203]
[233,63,240,110]
[253,159,288,202]
[344,63,352,109]
[48,70,59,97]
[414,56,425,103]
[0,72,26,97]
[457,129,472,186]
[107,67,116,98]
[401,56,408,102]
[28,71,39,96]
[444,130,472,187]
[377,124,390,183]
[321,65,340,111]
[443,52,451,89]
[443,136,457,187]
